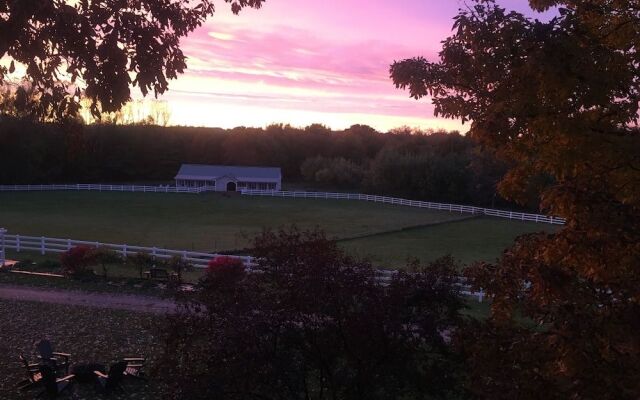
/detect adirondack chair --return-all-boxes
[94,361,127,395]
[36,365,74,399]
[17,355,43,391]
[35,339,71,375]
[122,357,147,381]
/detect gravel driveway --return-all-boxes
[0,284,176,314]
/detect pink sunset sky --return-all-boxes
[161,0,554,131]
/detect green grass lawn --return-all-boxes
[0,191,557,267]
[0,299,163,399]
[341,217,556,267]
[0,191,467,250]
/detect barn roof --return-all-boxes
[175,164,281,180]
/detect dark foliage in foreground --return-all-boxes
[392,0,640,398]
[0,0,264,121]
[157,227,468,400]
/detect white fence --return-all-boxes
[4,233,253,268]
[0,184,563,225]
[374,269,484,301]
[0,183,210,194]
[1,232,485,301]
[241,190,565,225]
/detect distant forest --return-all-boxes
[0,118,516,207]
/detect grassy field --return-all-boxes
[0,191,467,248]
[0,191,556,266]
[342,217,553,267]
[0,299,163,399]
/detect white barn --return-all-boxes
[174,164,282,192]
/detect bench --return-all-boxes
[143,268,178,282]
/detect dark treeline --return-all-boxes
[0,118,513,207]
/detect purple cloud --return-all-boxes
[160,0,549,130]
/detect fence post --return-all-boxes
[40,236,45,255]
[16,235,20,252]
[123,244,128,258]
[67,239,71,250]
[0,228,6,267]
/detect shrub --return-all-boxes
[201,256,246,293]
[127,252,156,278]
[17,259,34,268]
[165,255,194,283]
[92,248,122,278]
[60,246,95,277]
[37,259,61,271]
[206,256,244,273]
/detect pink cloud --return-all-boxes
[159,0,550,130]
[182,24,425,81]
[168,22,439,118]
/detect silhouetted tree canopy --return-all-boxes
[392,0,640,398]
[0,0,264,120]
[0,120,511,207]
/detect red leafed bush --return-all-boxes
[202,256,246,292]
[60,245,95,276]
[207,256,244,273]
